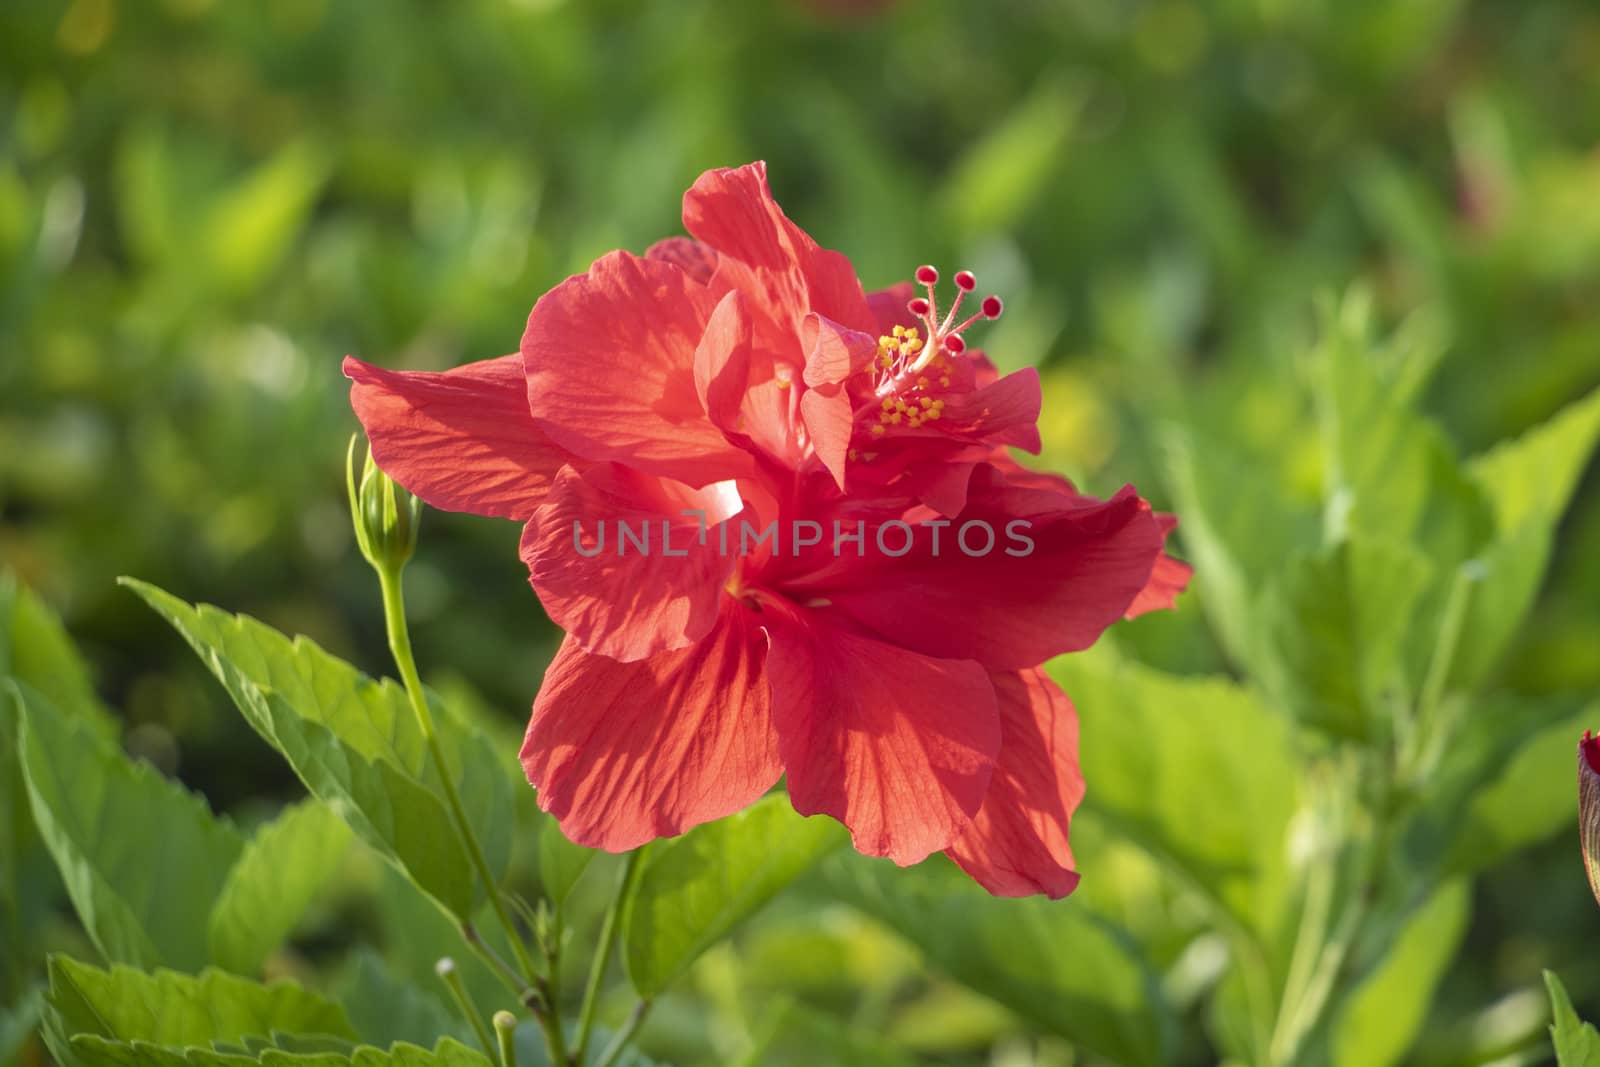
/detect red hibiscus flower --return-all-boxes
[345,162,1190,898]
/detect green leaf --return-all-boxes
[201,141,329,295]
[43,957,355,1054]
[535,818,594,909]
[0,985,43,1067]
[623,795,846,997]
[1159,426,1317,669]
[1258,538,1434,740]
[1453,386,1600,687]
[1051,650,1300,934]
[826,855,1172,1067]
[122,580,514,922]
[735,998,924,1067]
[0,573,113,728]
[208,801,354,975]
[16,685,244,971]
[1331,880,1471,1067]
[1442,698,1599,875]
[332,952,464,1051]
[1547,970,1600,1066]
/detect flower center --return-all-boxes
[864,265,1004,436]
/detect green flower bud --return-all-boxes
[347,435,423,572]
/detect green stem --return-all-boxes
[592,1000,651,1067]
[436,958,497,1060]
[573,851,644,1065]
[493,1012,519,1067]
[378,565,541,984]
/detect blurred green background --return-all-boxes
[3,0,1599,1063]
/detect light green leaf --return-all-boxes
[1547,970,1600,1066]
[1259,538,1434,740]
[43,957,354,1054]
[0,573,113,728]
[623,795,846,997]
[209,801,354,975]
[16,685,244,971]
[123,580,513,922]
[535,818,594,909]
[1052,651,1299,934]
[1159,426,1317,669]
[1332,880,1471,1067]
[1453,386,1600,686]
[828,855,1171,1067]
[201,140,329,294]
[61,1036,490,1067]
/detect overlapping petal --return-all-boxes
[344,354,568,518]
[522,463,743,662]
[761,602,1000,865]
[945,669,1084,898]
[1125,511,1193,618]
[521,601,781,851]
[779,465,1165,670]
[521,250,754,487]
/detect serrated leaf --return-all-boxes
[1547,970,1600,1066]
[123,580,513,921]
[826,855,1172,1067]
[208,801,354,975]
[1331,880,1471,1067]
[43,957,354,1056]
[623,795,845,997]
[1052,651,1299,935]
[16,685,244,970]
[1259,538,1434,740]
[62,1036,490,1067]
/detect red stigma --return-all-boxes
[943,334,966,354]
[907,297,931,317]
[954,269,976,292]
[982,295,1003,319]
[915,265,939,285]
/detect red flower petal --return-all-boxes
[682,162,874,341]
[693,290,754,436]
[762,603,1000,865]
[866,282,916,337]
[785,466,1164,671]
[801,313,877,389]
[522,463,742,662]
[344,354,569,519]
[645,236,720,285]
[521,250,755,487]
[945,669,1083,899]
[1125,512,1192,618]
[936,366,1043,454]
[521,601,781,852]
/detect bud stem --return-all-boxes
[435,958,496,1060]
[376,562,565,1062]
[493,1011,519,1067]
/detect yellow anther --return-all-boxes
[892,325,906,337]
[932,399,945,409]
[908,416,922,428]
[919,397,932,409]
[939,376,951,387]
[906,338,923,352]
[916,377,928,389]
[878,336,894,348]
[926,408,941,421]
[906,327,919,339]
[887,413,901,424]
[870,424,886,436]
[879,354,893,369]
[776,378,792,389]
[881,397,895,410]
[848,448,859,461]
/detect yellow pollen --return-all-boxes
[775,378,792,389]
[892,325,906,337]
[917,377,928,389]
[919,397,932,409]
[939,375,951,387]
[887,412,901,424]
[870,424,886,436]
[927,408,941,421]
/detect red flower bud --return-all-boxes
[1581,731,1600,908]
